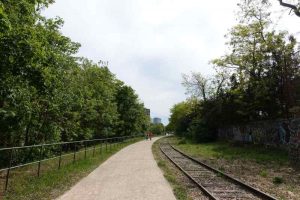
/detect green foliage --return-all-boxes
[273,176,284,184]
[178,139,186,145]
[168,0,300,143]
[0,0,148,149]
[167,99,216,142]
[115,84,149,136]
[260,170,268,177]
[167,100,196,136]
[187,119,216,143]
[148,123,165,135]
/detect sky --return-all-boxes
[43,0,300,124]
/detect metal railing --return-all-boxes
[0,135,141,194]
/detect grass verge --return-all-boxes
[171,137,289,165]
[152,137,190,200]
[2,137,142,200]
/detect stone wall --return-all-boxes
[218,118,300,164]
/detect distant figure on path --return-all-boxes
[278,122,286,144]
[145,132,148,140]
[248,130,253,143]
[149,132,153,140]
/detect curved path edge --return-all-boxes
[57,137,176,200]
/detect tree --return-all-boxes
[115,84,149,136]
[182,73,209,101]
[0,0,149,147]
[148,123,165,135]
[245,0,300,18]
[278,0,300,17]
[167,100,197,136]
[182,71,229,102]
[168,0,300,143]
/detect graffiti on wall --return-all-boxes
[218,118,300,145]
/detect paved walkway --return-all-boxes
[57,137,176,200]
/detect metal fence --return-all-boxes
[0,135,140,194]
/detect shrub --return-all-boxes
[259,170,268,177]
[273,176,284,184]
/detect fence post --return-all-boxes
[109,139,112,151]
[100,140,102,155]
[5,148,14,191]
[73,143,76,164]
[84,141,87,159]
[105,139,108,152]
[58,144,62,169]
[37,145,44,177]
[93,141,96,157]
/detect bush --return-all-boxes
[188,120,216,143]
[148,123,165,135]
[259,170,268,177]
[178,139,186,145]
[273,176,284,184]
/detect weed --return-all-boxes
[259,170,268,177]
[216,172,224,177]
[157,160,166,167]
[273,176,284,184]
[178,139,187,145]
[218,166,225,172]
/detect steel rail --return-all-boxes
[160,143,278,200]
[159,144,217,200]
[170,145,277,200]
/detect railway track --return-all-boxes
[160,143,278,200]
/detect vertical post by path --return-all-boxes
[73,143,76,164]
[58,144,62,169]
[5,148,14,192]
[37,145,44,177]
[109,139,112,151]
[100,140,102,155]
[105,139,108,152]
[84,141,87,159]
[93,141,96,157]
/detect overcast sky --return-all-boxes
[43,0,299,124]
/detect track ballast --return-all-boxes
[160,143,277,200]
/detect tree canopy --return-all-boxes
[168,0,300,142]
[0,0,150,147]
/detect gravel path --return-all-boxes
[57,137,176,200]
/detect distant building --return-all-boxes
[153,117,162,124]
